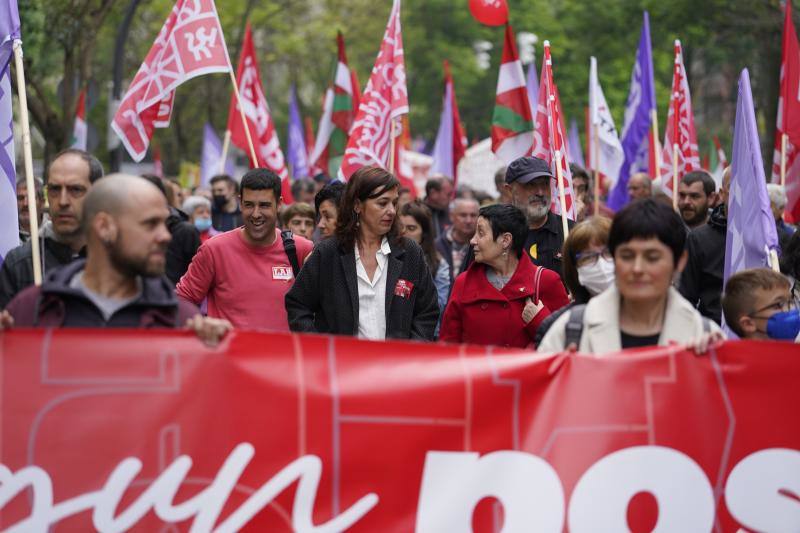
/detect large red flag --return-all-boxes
[773,2,800,222]
[227,23,292,202]
[112,0,231,162]
[531,42,575,221]
[659,40,700,197]
[340,0,408,179]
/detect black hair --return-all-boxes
[210,174,237,192]
[291,178,316,199]
[314,180,345,214]
[681,171,716,197]
[140,174,168,200]
[569,163,590,182]
[609,198,687,266]
[478,203,528,258]
[425,177,450,196]
[240,168,282,200]
[50,148,104,183]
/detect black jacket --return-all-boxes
[6,259,199,328]
[165,207,201,285]
[679,204,726,324]
[435,231,470,283]
[0,235,84,309]
[524,211,575,282]
[285,236,440,340]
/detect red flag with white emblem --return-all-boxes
[112,0,231,162]
[226,23,292,202]
[340,0,408,179]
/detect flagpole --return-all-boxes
[651,109,662,182]
[672,142,679,210]
[12,41,42,286]
[592,123,599,216]
[388,118,396,173]
[228,70,259,167]
[781,133,787,187]
[554,150,570,238]
[219,130,231,174]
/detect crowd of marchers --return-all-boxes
[2,148,798,352]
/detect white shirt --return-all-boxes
[354,237,391,340]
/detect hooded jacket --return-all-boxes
[0,221,85,309]
[679,204,726,324]
[6,259,198,328]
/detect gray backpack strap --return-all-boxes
[564,304,587,348]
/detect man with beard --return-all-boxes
[504,156,574,282]
[0,149,103,308]
[210,174,243,232]
[177,168,314,330]
[1,175,231,345]
[679,168,730,324]
[677,171,716,229]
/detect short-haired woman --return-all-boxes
[314,181,345,240]
[539,199,724,353]
[439,204,569,348]
[182,195,219,243]
[286,166,440,340]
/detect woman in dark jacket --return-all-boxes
[439,204,569,348]
[285,166,439,340]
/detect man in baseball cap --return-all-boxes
[504,156,574,282]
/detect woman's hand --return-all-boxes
[686,331,725,355]
[522,297,544,324]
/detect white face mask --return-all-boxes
[577,257,615,296]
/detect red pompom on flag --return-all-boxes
[468,0,508,26]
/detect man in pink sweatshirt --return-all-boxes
[176,169,313,331]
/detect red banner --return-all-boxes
[2,331,799,531]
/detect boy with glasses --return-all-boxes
[721,268,797,339]
[0,149,103,308]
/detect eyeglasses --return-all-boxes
[574,248,612,267]
[748,298,797,320]
[46,184,88,199]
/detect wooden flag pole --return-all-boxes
[672,142,679,210]
[12,41,42,286]
[592,123,599,216]
[388,118,396,173]
[218,130,231,174]
[770,248,781,273]
[228,70,259,167]
[781,133,788,187]
[651,109,662,182]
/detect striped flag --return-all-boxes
[70,89,87,150]
[491,24,534,164]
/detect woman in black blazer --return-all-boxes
[285,166,439,340]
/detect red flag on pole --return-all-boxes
[531,42,575,221]
[112,0,231,162]
[340,0,408,179]
[226,23,292,202]
[659,40,700,197]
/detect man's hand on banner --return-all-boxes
[0,310,13,329]
[185,315,233,347]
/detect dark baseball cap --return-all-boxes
[505,156,554,184]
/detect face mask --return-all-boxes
[577,257,615,296]
[766,309,800,340]
[212,194,227,209]
[194,217,212,232]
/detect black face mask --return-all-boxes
[212,194,227,209]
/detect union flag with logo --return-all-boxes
[112,0,231,162]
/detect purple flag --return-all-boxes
[200,123,235,188]
[287,84,308,179]
[0,0,21,261]
[526,60,538,115]
[608,11,656,211]
[568,118,585,168]
[430,78,454,177]
[724,68,780,286]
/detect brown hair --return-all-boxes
[400,200,441,273]
[336,166,401,251]
[281,202,315,226]
[722,268,791,337]
[562,216,612,303]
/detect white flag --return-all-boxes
[589,57,624,186]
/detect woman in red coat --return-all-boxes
[439,204,569,348]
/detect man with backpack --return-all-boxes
[176,169,313,330]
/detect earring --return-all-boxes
[355,212,360,226]
[502,248,508,257]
